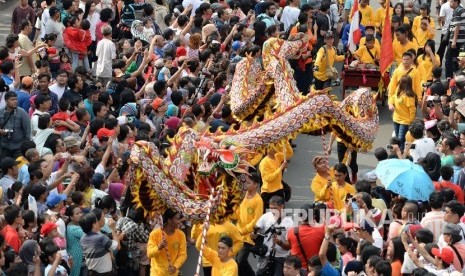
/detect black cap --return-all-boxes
[1,157,20,173]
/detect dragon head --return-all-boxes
[195,136,252,177]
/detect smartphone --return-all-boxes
[63,177,71,186]
[410,144,416,150]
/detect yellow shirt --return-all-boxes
[388,65,422,100]
[411,16,435,34]
[311,173,331,202]
[417,54,440,83]
[248,152,264,167]
[358,5,375,26]
[147,228,187,276]
[320,182,356,211]
[191,221,243,267]
[374,7,393,33]
[259,154,284,193]
[393,40,418,64]
[414,28,435,48]
[389,90,417,125]
[359,36,381,49]
[354,44,381,64]
[236,193,263,244]
[314,46,345,81]
[197,241,238,276]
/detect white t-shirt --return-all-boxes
[255,212,294,258]
[40,8,50,39]
[440,2,454,35]
[49,83,67,100]
[88,13,100,41]
[281,6,300,31]
[46,171,60,194]
[409,137,438,163]
[45,264,68,276]
[96,38,116,78]
[31,110,48,136]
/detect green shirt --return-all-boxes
[441,154,455,166]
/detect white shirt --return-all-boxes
[40,8,50,39]
[46,171,60,194]
[31,110,48,136]
[96,38,116,78]
[440,2,454,35]
[372,228,383,250]
[281,6,300,31]
[255,212,294,258]
[45,264,68,276]
[44,19,65,49]
[87,12,101,41]
[409,137,438,163]
[49,83,67,100]
[79,0,86,11]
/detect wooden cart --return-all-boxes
[342,67,390,105]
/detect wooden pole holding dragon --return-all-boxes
[194,188,217,276]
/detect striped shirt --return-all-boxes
[80,232,117,273]
[421,210,445,242]
[450,5,465,44]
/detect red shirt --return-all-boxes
[434,181,465,203]
[287,224,325,268]
[2,225,21,253]
[52,111,70,131]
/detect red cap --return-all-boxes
[97,128,115,140]
[432,247,454,264]
[41,221,58,236]
[176,46,187,57]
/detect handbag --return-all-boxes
[256,248,277,276]
[324,46,339,80]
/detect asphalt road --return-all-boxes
[0,0,14,43]
[0,0,441,274]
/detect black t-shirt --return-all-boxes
[429,80,447,97]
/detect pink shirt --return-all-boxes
[421,210,446,242]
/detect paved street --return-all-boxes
[0,0,14,43]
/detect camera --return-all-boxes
[269,225,286,235]
[422,81,432,88]
[4,129,12,140]
[386,144,393,150]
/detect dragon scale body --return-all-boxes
[127,35,380,222]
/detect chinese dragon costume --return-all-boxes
[127,34,380,222]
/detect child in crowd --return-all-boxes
[60,52,72,73]
[52,98,81,138]
[44,34,60,78]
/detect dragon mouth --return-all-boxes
[198,161,216,175]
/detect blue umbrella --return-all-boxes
[375,159,434,201]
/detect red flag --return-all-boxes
[348,0,362,53]
[380,0,394,74]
